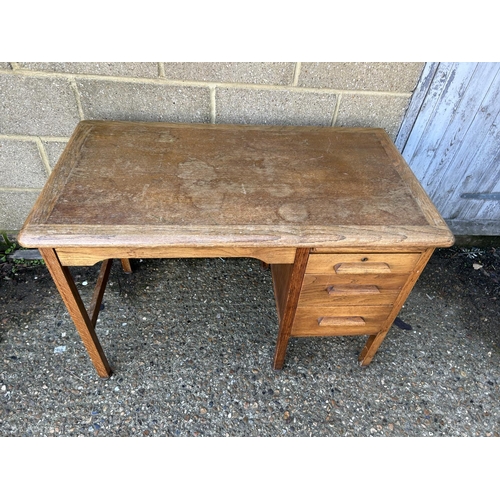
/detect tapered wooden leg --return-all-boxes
[121,258,132,274]
[358,248,435,366]
[273,248,310,370]
[40,248,112,378]
[89,259,114,327]
[358,334,385,366]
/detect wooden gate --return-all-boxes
[396,62,500,235]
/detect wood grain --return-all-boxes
[271,263,294,322]
[306,253,421,275]
[18,121,454,250]
[292,305,392,337]
[55,246,296,266]
[318,316,366,326]
[272,248,310,369]
[298,276,403,307]
[20,224,454,249]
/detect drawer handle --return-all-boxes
[327,285,380,295]
[318,316,366,326]
[334,262,391,274]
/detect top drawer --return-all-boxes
[306,253,421,275]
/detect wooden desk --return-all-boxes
[18,120,454,378]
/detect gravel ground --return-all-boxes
[1,243,500,437]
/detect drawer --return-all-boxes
[291,305,392,337]
[297,273,407,307]
[306,252,421,275]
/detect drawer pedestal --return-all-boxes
[272,248,434,368]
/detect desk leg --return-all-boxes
[40,248,112,378]
[121,258,133,274]
[358,248,435,366]
[273,248,310,370]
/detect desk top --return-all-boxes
[19,120,454,249]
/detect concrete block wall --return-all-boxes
[0,62,424,231]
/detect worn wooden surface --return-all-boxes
[18,120,453,250]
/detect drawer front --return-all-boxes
[291,305,392,337]
[306,253,421,275]
[298,273,407,306]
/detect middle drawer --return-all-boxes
[298,273,409,307]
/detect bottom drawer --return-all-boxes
[291,305,392,337]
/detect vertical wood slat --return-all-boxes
[395,62,440,152]
[400,62,467,167]
[425,64,498,193]
[408,63,482,186]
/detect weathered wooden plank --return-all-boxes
[457,117,500,220]
[401,62,470,167]
[400,62,500,234]
[445,219,500,235]
[412,64,498,190]
[450,147,500,221]
[395,62,439,152]
[431,65,500,214]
